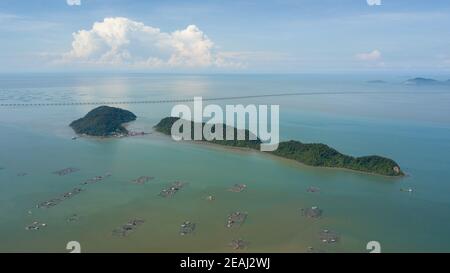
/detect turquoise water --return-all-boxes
[0,74,450,252]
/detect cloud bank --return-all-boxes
[67,0,81,6]
[366,0,381,6]
[61,17,239,68]
[356,49,382,61]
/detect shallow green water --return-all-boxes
[1,74,450,252]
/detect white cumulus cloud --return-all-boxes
[355,49,382,61]
[61,17,239,68]
[67,0,81,6]
[366,0,381,6]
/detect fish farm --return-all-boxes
[26,221,47,231]
[112,219,145,237]
[131,176,154,185]
[53,167,80,176]
[319,229,339,244]
[228,184,247,193]
[301,206,323,219]
[159,181,187,198]
[80,173,112,185]
[226,211,248,228]
[179,221,196,235]
[36,187,84,209]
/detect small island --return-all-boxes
[404,77,445,85]
[272,141,403,176]
[155,117,404,177]
[70,106,137,137]
[367,80,387,84]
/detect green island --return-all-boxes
[70,106,137,136]
[154,116,261,149]
[155,117,404,177]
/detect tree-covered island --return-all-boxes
[70,106,137,137]
[155,117,404,177]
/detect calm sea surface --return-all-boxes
[0,73,450,252]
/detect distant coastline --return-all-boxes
[366,77,450,86]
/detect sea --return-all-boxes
[0,73,449,252]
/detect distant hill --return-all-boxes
[367,80,387,84]
[70,106,137,136]
[154,117,404,177]
[404,77,446,85]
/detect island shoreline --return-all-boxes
[152,130,406,179]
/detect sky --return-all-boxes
[0,0,449,73]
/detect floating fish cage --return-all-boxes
[112,219,145,237]
[159,181,187,198]
[66,214,80,223]
[179,221,196,235]
[26,221,47,231]
[37,198,62,209]
[53,167,80,176]
[226,211,248,228]
[131,176,154,185]
[228,184,247,193]
[80,173,111,185]
[37,188,84,209]
[301,206,323,218]
[319,229,339,244]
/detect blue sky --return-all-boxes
[0,0,449,73]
